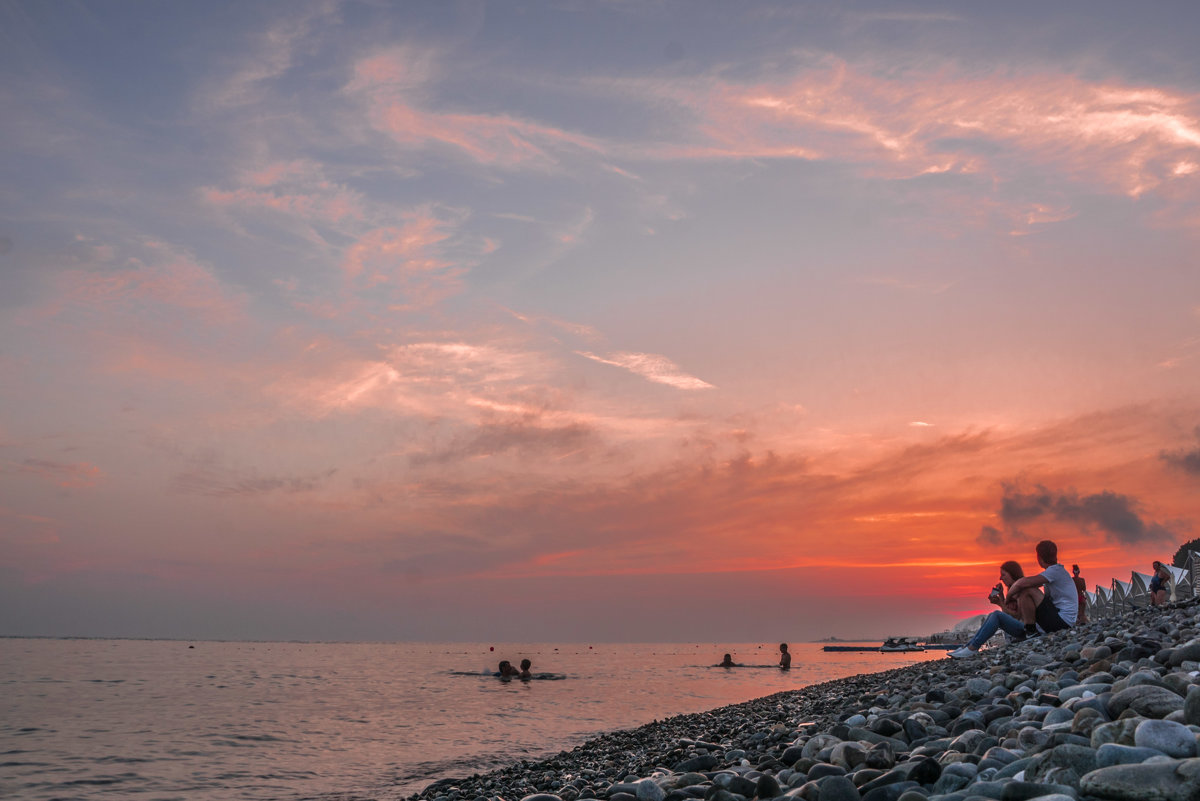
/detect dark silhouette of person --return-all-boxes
[1072,564,1088,624]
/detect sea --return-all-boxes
[1,639,948,801]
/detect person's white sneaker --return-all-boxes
[948,646,977,659]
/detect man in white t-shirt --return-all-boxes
[1007,539,1077,637]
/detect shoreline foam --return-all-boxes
[412,601,1200,801]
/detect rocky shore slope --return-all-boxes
[413,600,1200,801]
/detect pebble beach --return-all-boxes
[413,601,1200,801]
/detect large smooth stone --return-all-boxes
[804,735,843,760]
[1108,686,1185,719]
[635,780,666,801]
[757,775,782,799]
[1167,641,1200,666]
[1026,743,1097,789]
[1096,743,1171,767]
[725,776,758,797]
[1134,719,1198,758]
[808,764,847,781]
[830,742,867,770]
[815,776,859,801]
[1000,780,1076,800]
[1079,758,1200,800]
[675,755,718,773]
[1091,718,1140,748]
[903,756,940,785]
[860,782,917,801]
[1185,685,1200,727]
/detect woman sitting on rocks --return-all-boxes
[989,560,1042,620]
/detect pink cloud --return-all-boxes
[634,62,1200,217]
[576,350,714,390]
[240,159,323,188]
[268,338,557,420]
[202,183,366,225]
[348,49,604,169]
[54,241,245,324]
[340,209,468,307]
[17,459,103,488]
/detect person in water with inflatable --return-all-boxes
[778,643,791,670]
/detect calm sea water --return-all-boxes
[1,639,946,801]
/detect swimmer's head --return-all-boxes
[520,659,531,670]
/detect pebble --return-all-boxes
[411,601,1200,801]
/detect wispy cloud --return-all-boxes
[202,3,340,109]
[269,338,556,421]
[341,208,468,309]
[347,48,604,169]
[408,419,596,467]
[201,183,366,226]
[1161,426,1200,475]
[856,275,957,294]
[172,462,336,498]
[15,459,102,488]
[25,239,246,326]
[576,350,714,390]
[615,62,1200,222]
[506,308,604,343]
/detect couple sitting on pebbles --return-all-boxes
[950,539,1078,658]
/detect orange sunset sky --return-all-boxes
[1,1,1199,641]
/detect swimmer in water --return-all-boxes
[718,653,736,667]
[518,658,532,680]
[778,643,791,670]
[496,660,520,678]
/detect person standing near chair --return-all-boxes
[1150,561,1171,606]
[1072,564,1088,625]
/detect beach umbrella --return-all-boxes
[1183,550,1200,599]
[1128,572,1154,608]
[1094,585,1112,618]
[1166,564,1191,601]
[1083,590,1098,620]
[1112,578,1133,613]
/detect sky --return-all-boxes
[2,1,1199,643]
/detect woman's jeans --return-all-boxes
[968,610,1027,650]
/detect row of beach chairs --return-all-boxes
[1085,550,1198,617]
